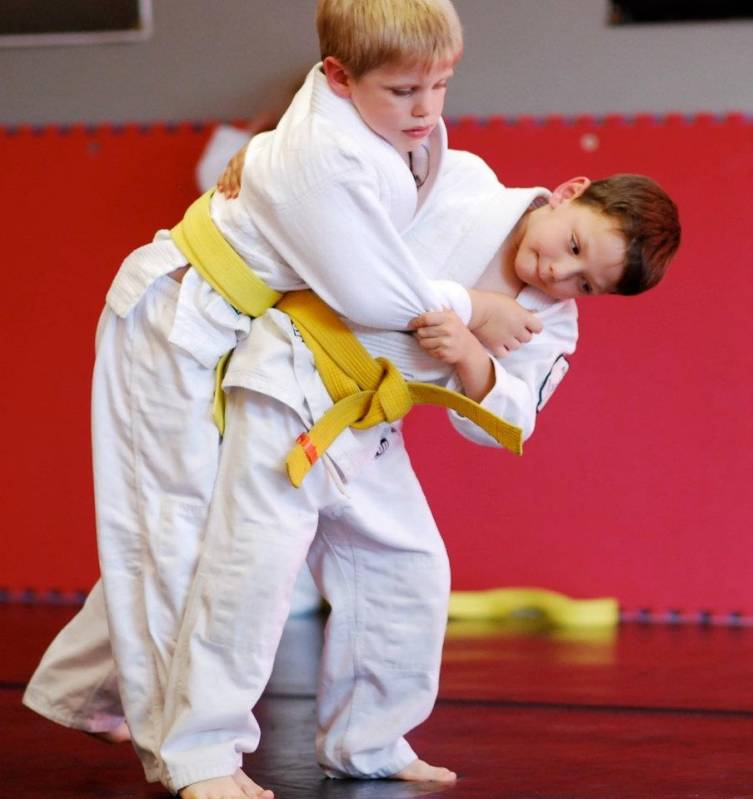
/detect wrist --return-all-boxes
[467,289,490,331]
[456,337,495,402]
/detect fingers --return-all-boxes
[217,174,240,199]
[415,330,445,348]
[414,324,437,339]
[415,330,458,361]
[493,336,528,357]
[216,151,245,199]
[411,310,455,329]
[420,340,457,363]
[414,321,456,340]
[526,313,544,334]
[516,328,533,344]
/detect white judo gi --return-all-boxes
[196,119,323,618]
[23,62,477,781]
[157,152,578,789]
[24,143,578,787]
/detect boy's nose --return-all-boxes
[548,261,575,282]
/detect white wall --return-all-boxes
[1,0,751,125]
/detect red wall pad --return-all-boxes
[1,115,751,620]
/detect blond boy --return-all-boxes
[24,1,541,796]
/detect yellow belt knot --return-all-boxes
[353,357,412,428]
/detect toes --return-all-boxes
[394,759,458,782]
[231,769,274,799]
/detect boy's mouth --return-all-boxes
[403,125,433,139]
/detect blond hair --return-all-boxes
[316,0,463,78]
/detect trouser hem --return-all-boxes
[320,745,418,780]
[21,688,125,733]
[163,756,243,795]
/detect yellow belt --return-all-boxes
[277,291,522,486]
[171,191,281,430]
[171,191,282,316]
[171,191,523,486]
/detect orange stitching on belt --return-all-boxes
[296,432,318,466]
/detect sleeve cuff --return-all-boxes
[433,280,472,325]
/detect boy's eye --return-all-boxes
[390,88,413,97]
[570,235,580,255]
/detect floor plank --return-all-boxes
[3,605,752,798]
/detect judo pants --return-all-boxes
[25,274,220,781]
[159,384,450,791]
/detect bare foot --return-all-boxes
[179,776,244,799]
[232,768,274,798]
[179,772,274,799]
[87,720,131,744]
[393,758,457,783]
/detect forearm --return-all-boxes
[464,288,543,356]
[448,360,538,446]
[449,300,579,446]
[453,337,495,402]
[245,172,471,329]
[466,288,497,331]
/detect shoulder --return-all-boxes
[441,149,502,192]
[246,117,379,205]
[283,71,388,182]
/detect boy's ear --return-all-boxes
[549,176,591,207]
[322,56,354,98]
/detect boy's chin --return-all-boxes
[403,137,428,152]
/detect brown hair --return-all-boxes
[316,0,463,78]
[576,174,681,295]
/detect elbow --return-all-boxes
[521,414,536,443]
[517,395,537,442]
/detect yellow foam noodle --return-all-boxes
[448,587,619,628]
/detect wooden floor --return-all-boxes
[3,604,752,798]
